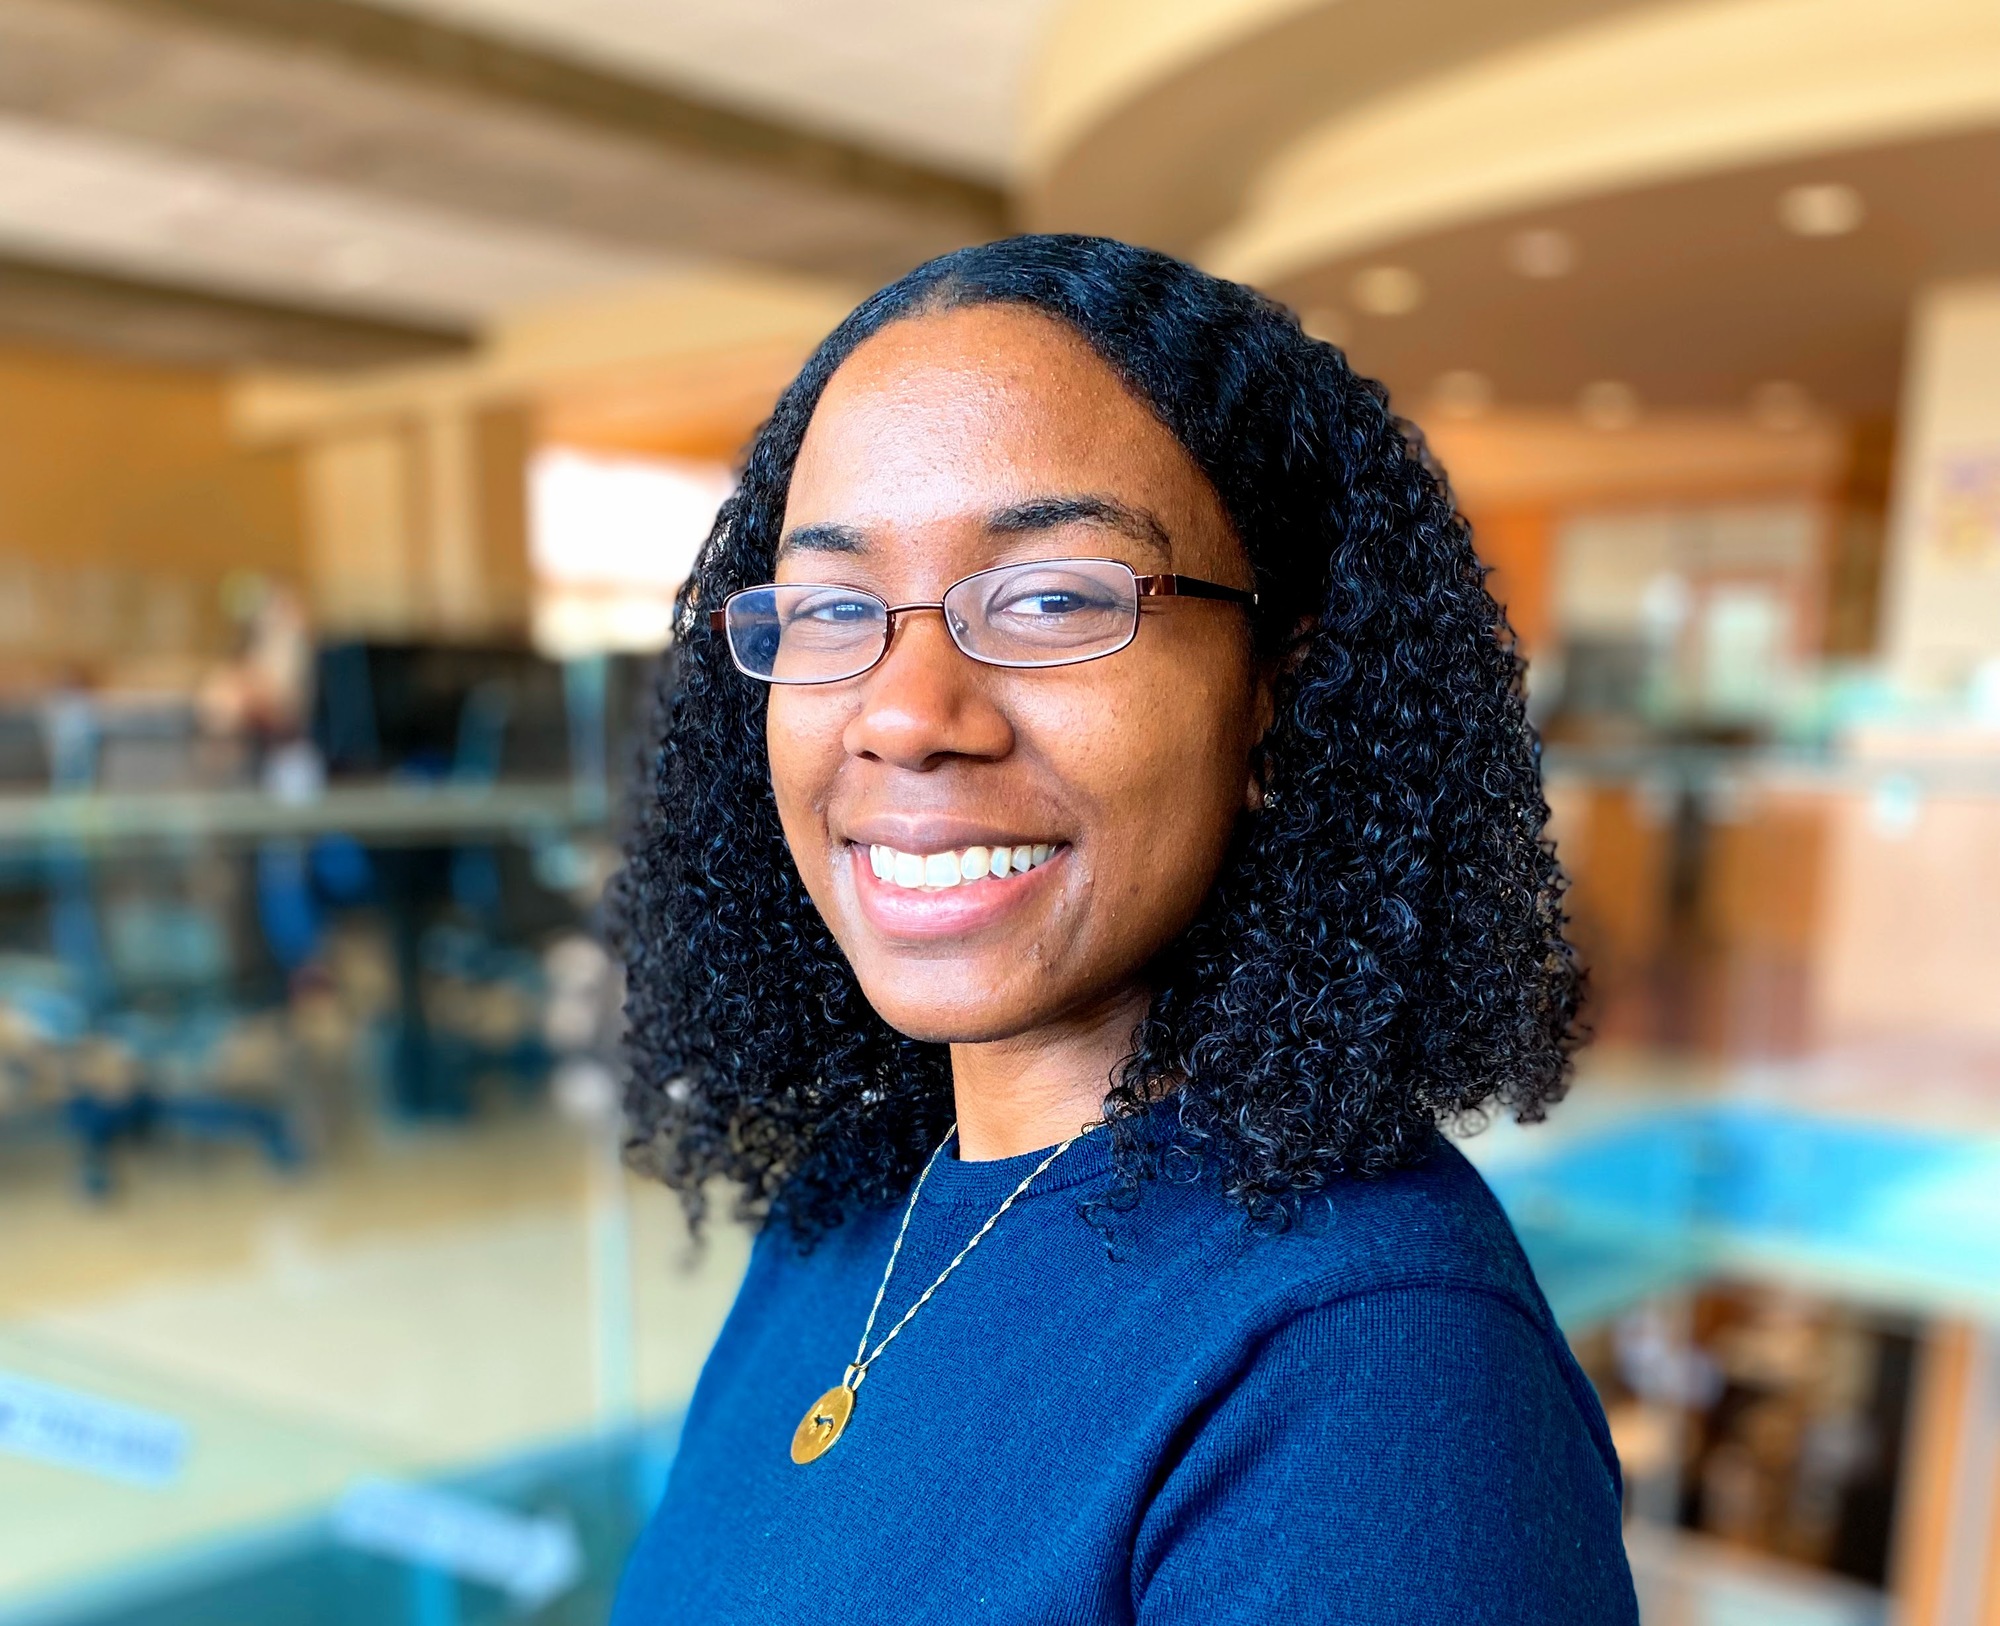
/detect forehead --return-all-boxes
[784,305,1213,533]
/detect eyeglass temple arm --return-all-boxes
[1134,574,1258,607]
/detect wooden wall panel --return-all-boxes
[1466,503,1554,656]
[0,338,303,677]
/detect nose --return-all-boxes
[841,608,1013,771]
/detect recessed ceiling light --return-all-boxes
[1301,306,1351,348]
[1778,182,1863,238]
[1431,370,1495,420]
[1507,227,1576,279]
[1578,380,1640,431]
[1748,380,1815,432]
[1349,265,1424,317]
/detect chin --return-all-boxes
[853,977,1038,1047]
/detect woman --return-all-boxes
[612,235,1637,1623]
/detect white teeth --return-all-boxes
[863,841,1058,889]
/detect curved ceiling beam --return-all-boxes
[1023,0,1659,253]
[1025,0,1318,177]
[1207,0,2000,286]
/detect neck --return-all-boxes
[948,983,1148,1161]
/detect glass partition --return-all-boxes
[0,651,747,1624]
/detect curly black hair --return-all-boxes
[613,234,1581,1244]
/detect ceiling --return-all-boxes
[0,112,675,328]
[4,0,1998,426]
[367,0,1061,179]
[1277,125,2000,423]
[0,254,469,370]
[0,0,1018,368]
[1018,0,2000,427]
[1024,0,1664,254]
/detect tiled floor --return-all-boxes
[0,1114,748,1607]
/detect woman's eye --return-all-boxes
[994,587,1110,617]
[786,594,878,625]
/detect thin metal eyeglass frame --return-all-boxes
[707,557,1259,686]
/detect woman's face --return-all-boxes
[767,304,1268,1045]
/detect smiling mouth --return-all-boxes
[862,841,1062,891]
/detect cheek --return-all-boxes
[765,692,844,869]
[1030,654,1254,914]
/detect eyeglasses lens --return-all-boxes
[943,559,1139,667]
[725,585,888,683]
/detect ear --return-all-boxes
[1242,648,1281,814]
[1244,677,1276,813]
[1245,615,1315,812]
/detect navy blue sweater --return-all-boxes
[613,1129,1638,1624]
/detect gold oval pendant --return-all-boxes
[790,1384,854,1464]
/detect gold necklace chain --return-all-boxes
[788,1118,1103,1465]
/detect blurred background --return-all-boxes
[0,2,1995,1622]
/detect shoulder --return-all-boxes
[1164,1135,1624,1486]
[1137,1279,1637,1623]
[1129,1143,1634,1620]
[1195,1133,1549,1325]
[1241,1136,1620,1481]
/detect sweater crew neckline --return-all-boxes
[919,1122,1119,1208]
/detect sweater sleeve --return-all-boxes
[1132,1285,1639,1626]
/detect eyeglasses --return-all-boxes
[709,557,1258,686]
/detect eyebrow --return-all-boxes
[987,495,1171,556]
[775,521,868,559]
[773,494,1172,561]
